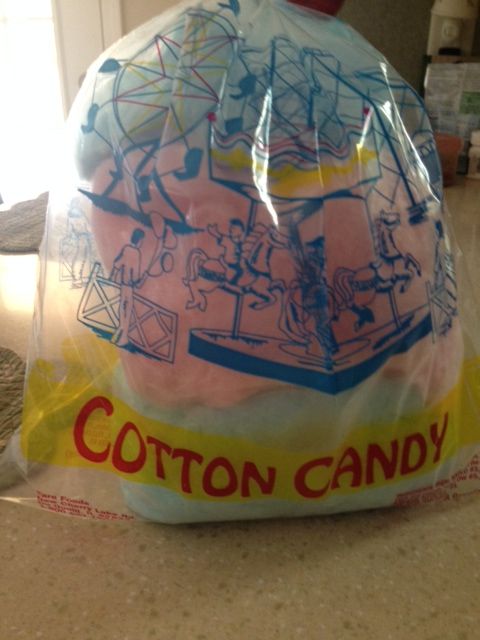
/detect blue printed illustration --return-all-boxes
[427,220,458,339]
[183,221,287,313]
[73,2,457,393]
[110,228,146,346]
[78,255,178,363]
[77,208,179,360]
[60,198,96,287]
[279,236,340,369]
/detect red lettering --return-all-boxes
[430,414,449,463]
[172,448,204,494]
[401,433,427,475]
[241,462,276,497]
[366,441,399,485]
[73,396,112,463]
[203,457,238,497]
[146,437,172,479]
[112,422,147,474]
[294,458,333,498]
[331,447,362,489]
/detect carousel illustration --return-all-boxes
[74,5,456,393]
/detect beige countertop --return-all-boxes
[0,180,479,640]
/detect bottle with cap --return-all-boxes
[427,0,479,56]
[468,130,480,180]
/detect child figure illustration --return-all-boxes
[207,218,248,285]
[64,200,92,288]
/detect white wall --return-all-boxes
[52,0,172,114]
[53,0,123,114]
[121,0,177,33]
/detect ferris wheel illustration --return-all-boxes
[80,7,239,215]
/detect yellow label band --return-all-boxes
[64,398,452,500]
[20,352,480,504]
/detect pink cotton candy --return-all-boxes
[89,154,294,408]
[87,145,462,411]
[14,0,475,527]
[68,0,462,415]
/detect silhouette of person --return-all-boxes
[302,237,338,361]
[110,228,145,347]
[66,200,91,288]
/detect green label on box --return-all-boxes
[460,92,480,115]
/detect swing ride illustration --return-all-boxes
[75,5,457,394]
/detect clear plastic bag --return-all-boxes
[2,0,480,523]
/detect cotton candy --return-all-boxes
[10,0,474,525]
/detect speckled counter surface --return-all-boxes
[0,181,479,640]
[0,496,479,640]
